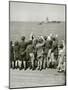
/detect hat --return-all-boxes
[59,43,63,49]
[44,36,47,40]
[21,36,25,40]
[10,41,12,45]
[14,41,19,46]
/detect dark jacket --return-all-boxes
[10,45,14,61]
[14,44,20,60]
[19,40,32,61]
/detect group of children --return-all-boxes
[10,33,66,72]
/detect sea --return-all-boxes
[10,22,65,43]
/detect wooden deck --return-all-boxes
[10,68,65,88]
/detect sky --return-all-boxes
[10,2,65,22]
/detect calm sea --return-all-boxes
[10,22,65,43]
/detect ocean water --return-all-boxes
[10,22,65,42]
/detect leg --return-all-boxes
[23,61,26,70]
[29,53,34,70]
[12,61,15,69]
[10,60,12,68]
[47,57,50,68]
[18,60,22,70]
[15,60,18,69]
[37,60,40,70]
[43,55,47,69]
[31,60,34,70]
[39,57,43,70]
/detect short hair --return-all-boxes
[59,44,63,49]
[21,36,25,41]
[10,41,12,45]
[14,41,19,46]
[44,36,47,40]
[52,37,56,41]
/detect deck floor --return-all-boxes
[10,68,65,88]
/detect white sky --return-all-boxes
[10,2,65,22]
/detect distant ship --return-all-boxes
[38,17,49,25]
[38,17,61,25]
[45,17,49,23]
